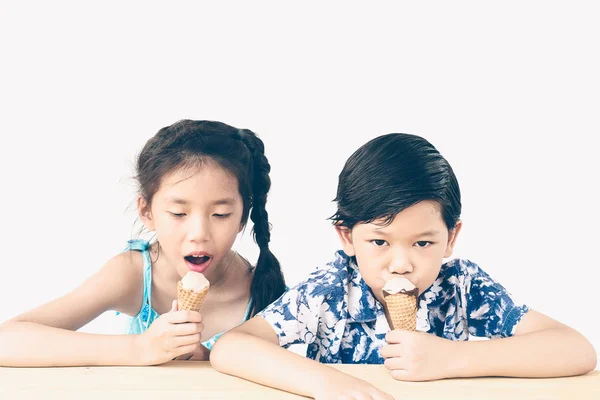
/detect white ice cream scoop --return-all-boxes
[181,271,210,292]
[383,276,416,294]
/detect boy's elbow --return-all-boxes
[209,331,234,373]
[581,344,597,374]
[573,332,597,375]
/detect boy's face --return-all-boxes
[335,200,461,305]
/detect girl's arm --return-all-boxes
[211,316,393,400]
[0,252,143,366]
[0,252,202,367]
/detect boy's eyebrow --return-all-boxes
[371,227,441,237]
[414,230,442,238]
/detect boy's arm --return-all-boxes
[211,316,392,399]
[384,259,597,381]
[451,309,597,378]
[0,252,149,366]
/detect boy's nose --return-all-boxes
[388,251,413,274]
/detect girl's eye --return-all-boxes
[169,212,186,218]
[415,241,432,248]
[214,213,232,219]
[371,239,387,247]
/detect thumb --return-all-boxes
[170,299,178,312]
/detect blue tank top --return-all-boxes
[119,239,253,350]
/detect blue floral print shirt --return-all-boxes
[258,251,529,364]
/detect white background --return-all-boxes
[1,2,598,365]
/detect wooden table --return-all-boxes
[1,361,598,399]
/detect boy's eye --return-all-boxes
[213,213,232,219]
[415,241,432,248]
[169,212,186,218]
[371,239,388,247]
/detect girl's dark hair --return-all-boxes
[136,119,285,316]
[330,133,461,230]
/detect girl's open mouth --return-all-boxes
[185,255,211,265]
[184,254,212,273]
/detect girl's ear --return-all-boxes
[444,220,462,258]
[137,195,155,231]
[334,224,356,257]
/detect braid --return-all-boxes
[238,129,286,316]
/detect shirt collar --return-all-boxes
[339,250,436,331]
[336,251,384,323]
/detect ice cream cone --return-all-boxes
[177,280,209,312]
[383,291,418,331]
[382,277,418,331]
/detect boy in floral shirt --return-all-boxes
[212,133,596,399]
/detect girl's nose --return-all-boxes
[188,217,211,243]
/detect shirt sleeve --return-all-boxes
[258,280,323,349]
[465,261,529,338]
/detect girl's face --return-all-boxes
[336,200,461,305]
[139,162,244,282]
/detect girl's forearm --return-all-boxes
[452,327,597,378]
[0,322,141,367]
[211,331,350,398]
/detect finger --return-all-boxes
[170,300,178,312]
[172,333,202,348]
[385,329,408,344]
[372,391,396,400]
[167,310,203,324]
[380,344,403,359]
[383,357,405,371]
[390,369,412,381]
[173,343,200,359]
[174,322,204,336]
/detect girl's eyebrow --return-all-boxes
[212,197,236,206]
[164,196,188,205]
[164,196,236,206]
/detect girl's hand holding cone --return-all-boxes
[133,300,204,365]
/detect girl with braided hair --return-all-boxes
[0,119,286,366]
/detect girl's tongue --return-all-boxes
[185,255,210,265]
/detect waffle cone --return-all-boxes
[384,292,417,331]
[177,281,209,312]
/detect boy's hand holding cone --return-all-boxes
[383,277,418,331]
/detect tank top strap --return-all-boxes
[242,297,253,321]
[125,239,153,327]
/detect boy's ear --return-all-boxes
[444,220,462,258]
[334,224,356,257]
[137,195,155,231]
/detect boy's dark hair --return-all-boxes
[330,133,461,230]
[136,119,285,316]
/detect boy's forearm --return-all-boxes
[452,327,597,378]
[211,331,348,398]
[0,322,141,367]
